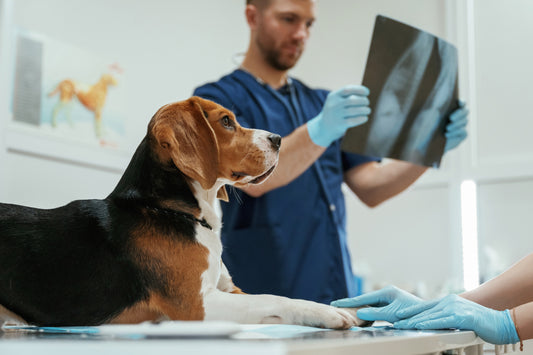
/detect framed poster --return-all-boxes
[7,29,129,171]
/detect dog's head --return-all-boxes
[101,73,118,87]
[148,96,281,201]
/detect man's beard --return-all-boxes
[257,37,302,71]
[264,48,299,70]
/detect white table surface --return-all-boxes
[0,322,495,355]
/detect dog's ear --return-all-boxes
[151,99,219,190]
[216,186,229,202]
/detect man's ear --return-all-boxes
[217,186,229,202]
[245,4,259,29]
[151,100,219,190]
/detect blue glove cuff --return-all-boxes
[307,114,330,147]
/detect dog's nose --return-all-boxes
[268,134,281,150]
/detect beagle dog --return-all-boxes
[0,97,365,329]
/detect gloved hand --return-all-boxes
[444,101,469,153]
[330,285,424,323]
[394,294,520,345]
[307,85,371,147]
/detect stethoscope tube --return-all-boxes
[263,81,341,227]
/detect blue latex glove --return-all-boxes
[394,294,520,345]
[330,285,424,323]
[307,85,371,147]
[444,101,469,153]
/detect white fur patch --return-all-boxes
[191,181,225,298]
[252,129,278,169]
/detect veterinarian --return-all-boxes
[193,0,468,304]
[332,252,533,349]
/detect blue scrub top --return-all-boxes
[194,69,377,304]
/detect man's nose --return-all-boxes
[293,22,309,41]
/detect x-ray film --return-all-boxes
[341,15,459,167]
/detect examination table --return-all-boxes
[0,321,524,355]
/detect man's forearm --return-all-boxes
[242,124,325,197]
[344,159,427,207]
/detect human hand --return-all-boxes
[307,85,371,147]
[394,294,520,345]
[444,101,468,153]
[330,285,424,323]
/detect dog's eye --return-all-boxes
[220,116,235,130]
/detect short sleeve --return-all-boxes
[193,83,251,128]
[193,84,231,111]
[341,151,380,172]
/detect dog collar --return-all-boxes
[146,206,213,230]
[171,211,213,231]
[192,216,213,230]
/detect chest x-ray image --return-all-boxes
[342,15,459,168]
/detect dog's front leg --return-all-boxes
[202,289,360,329]
[216,262,245,294]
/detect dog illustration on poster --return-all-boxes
[49,71,119,139]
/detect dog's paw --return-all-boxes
[290,300,361,330]
[337,307,373,327]
[317,305,358,330]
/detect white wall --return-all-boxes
[0,0,531,298]
[468,0,533,282]
[0,0,248,207]
[295,0,447,88]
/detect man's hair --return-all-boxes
[246,0,270,9]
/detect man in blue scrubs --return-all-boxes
[193,0,468,304]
